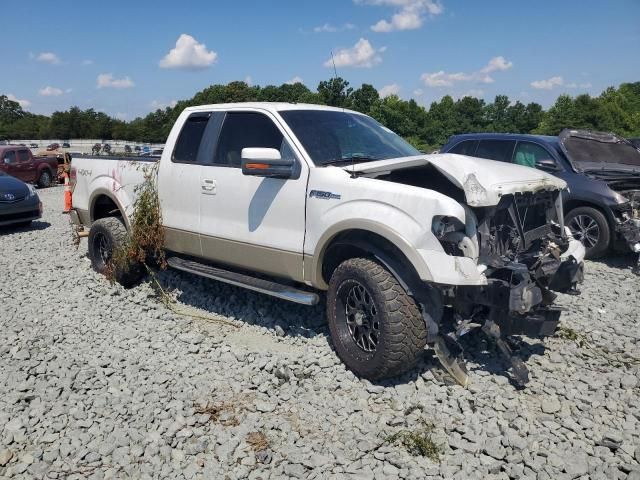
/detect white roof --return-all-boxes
[183,102,362,115]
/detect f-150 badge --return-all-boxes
[309,190,341,200]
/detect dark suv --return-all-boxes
[441,130,640,259]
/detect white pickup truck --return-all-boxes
[70,103,585,385]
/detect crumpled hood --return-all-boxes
[343,153,567,207]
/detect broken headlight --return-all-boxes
[432,216,478,260]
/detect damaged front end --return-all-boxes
[609,189,640,271]
[434,189,585,386]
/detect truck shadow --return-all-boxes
[0,220,51,235]
[592,252,638,272]
[154,268,549,389]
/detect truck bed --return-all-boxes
[71,155,158,223]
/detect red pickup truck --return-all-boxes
[0,145,59,187]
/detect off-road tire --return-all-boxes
[565,206,610,259]
[326,257,427,380]
[88,217,144,287]
[37,170,52,188]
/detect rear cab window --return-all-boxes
[17,150,30,162]
[172,112,211,164]
[475,140,516,163]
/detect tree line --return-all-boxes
[1,80,639,150]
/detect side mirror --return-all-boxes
[241,148,293,179]
[535,159,560,171]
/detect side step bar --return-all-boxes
[167,257,320,306]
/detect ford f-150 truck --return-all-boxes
[0,145,59,187]
[69,103,585,386]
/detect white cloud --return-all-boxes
[159,34,217,70]
[413,88,424,96]
[38,86,64,96]
[324,38,383,68]
[7,94,31,108]
[244,75,253,86]
[421,71,472,87]
[115,112,129,120]
[97,73,135,89]
[286,76,304,85]
[313,23,356,33]
[480,56,513,73]
[421,56,512,88]
[379,83,401,98]
[530,76,564,90]
[82,59,93,65]
[566,82,593,89]
[36,52,61,65]
[358,0,443,32]
[150,99,178,110]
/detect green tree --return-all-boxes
[317,77,353,107]
[351,84,380,114]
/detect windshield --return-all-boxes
[279,110,420,166]
[563,136,640,167]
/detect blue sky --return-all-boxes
[1,0,638,119]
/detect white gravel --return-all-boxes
[1,186,639,479]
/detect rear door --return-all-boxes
[198,109,308,281]
[158,111,218,257]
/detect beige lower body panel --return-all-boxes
[164,227,304,283]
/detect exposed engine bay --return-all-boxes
[373,163,585,387]
[434,190,583,386]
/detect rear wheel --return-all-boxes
[326,257,427,380]
[37,170,52,188]
[565,206,610,259]
[88,217,143,287]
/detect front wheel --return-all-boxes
[88,217,144,287]
[565,206,610,259]
[326,257,427,380]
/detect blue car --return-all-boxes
[441,130,640,259]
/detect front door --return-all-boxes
[198,110,308,281]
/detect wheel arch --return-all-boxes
[89,188,130,229]
[564,199,614,233]
[309,223,434,294]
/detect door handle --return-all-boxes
[201,179,216,194]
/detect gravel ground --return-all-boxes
[1,186,639,480]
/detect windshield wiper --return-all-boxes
[322,155,379,166]
[584,168,640,176]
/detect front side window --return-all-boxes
[513,142,555,168]
[475,140,516,163]
[17,150,30,162]
[280,110,420,166]
[449,140,478,156]
[172,112,211,163]
[214,112,285,167]
[3,151,16,164]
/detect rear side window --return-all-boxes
[172,112,211,163]
[214,112,284,167]
[449,140,478,156]
[475,140,516,163]
[17,150,30,162]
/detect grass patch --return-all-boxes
[107,163,166,281]
[384,419,442,462]
[246,431,269,452]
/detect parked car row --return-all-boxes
[441,130,640,259]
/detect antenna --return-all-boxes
[330,50,356,178]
